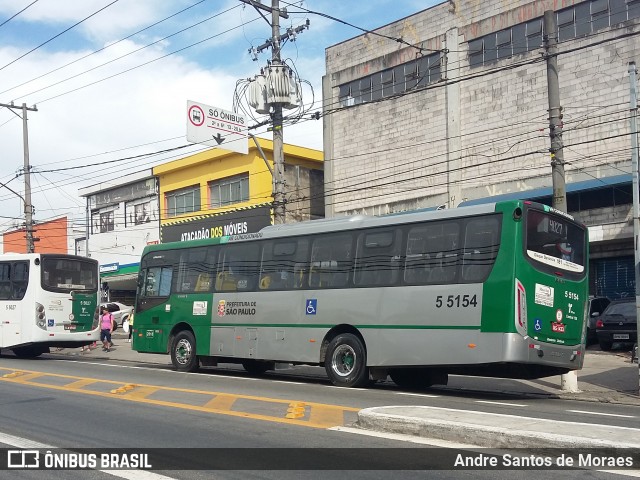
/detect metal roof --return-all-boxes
[458,174,631,207]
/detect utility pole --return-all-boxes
[628,62,640,392]
[0,102,37,253]
[543,11,567,213]
[543,11,576,392]
[240,0,308,225]
[270,0,286,224]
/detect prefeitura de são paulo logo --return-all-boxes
[217,300,226,317]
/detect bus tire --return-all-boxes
[12,346,46,359]
[325,333,369,388]
[171,330,199,372]
[242,360,270,375]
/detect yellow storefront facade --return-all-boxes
[153,138,324,243]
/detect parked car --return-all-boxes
[595,298,637,351]
[100,302,133,331]
[585,296,611,345]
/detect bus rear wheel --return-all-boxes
[171,330,199,372]
[325,333,369,388]
[12,346,47,358]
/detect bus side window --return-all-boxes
[293,263,307,289]
[462,216,500,283]
[355,229,401,286]
[309,234,352,289]
[0,263,11,300]
[259,239,308,291]
[218,244,260,292]
[11,262,29,299]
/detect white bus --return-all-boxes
[0,253,100,358]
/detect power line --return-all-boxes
[0,0,120,73]
[0,0,210,97]
[0,0,39,30]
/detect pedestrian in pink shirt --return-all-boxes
[100,307,115,352]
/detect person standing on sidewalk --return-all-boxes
[100,306,115,352]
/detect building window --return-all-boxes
[91,210,116,234]
[338,51,442,108]
[100,211,114,233]
[209,174,249,208]
[127,200,152,226]
[467,0,639,68]
[166,185,201,217]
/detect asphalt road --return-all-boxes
[0,355,638,479]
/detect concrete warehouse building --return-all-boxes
[323,0,640,298]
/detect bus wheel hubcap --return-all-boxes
[176,339,192,365]
[332,345,356,377]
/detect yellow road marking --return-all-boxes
[308,405,348,426]
[121,386,159,400]
[285,401,307,419]
[0,367,359,429]
[202,394,238,411]
[64,379,98,389]
[9,372,44,382]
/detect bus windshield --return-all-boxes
[41,256,99,293]
[525,208,586,274]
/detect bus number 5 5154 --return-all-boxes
[436,294,478,308]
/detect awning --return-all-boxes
[458,174,631,207]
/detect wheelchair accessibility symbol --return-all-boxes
[306,299,317,315]
[534,319,542,331]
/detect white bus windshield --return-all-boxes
[41,257,98,292]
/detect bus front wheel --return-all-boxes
[171,331,199,372]
[325,333,369,388]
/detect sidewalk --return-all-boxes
[49,336,640,448]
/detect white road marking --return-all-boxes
[394,392,440,398]
[0,431,175,480]
[567,409,635,418]
[329,426,477,448]
[475,400,527,407]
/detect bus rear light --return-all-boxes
[35,302,47,330]
[515,280,527,337]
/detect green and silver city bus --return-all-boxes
[132,200,588,388]
[0,253,100,358]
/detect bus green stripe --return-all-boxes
[210,323,479,330]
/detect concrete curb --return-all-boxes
[356,406,640,449]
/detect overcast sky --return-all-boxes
[0,0,437,231]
